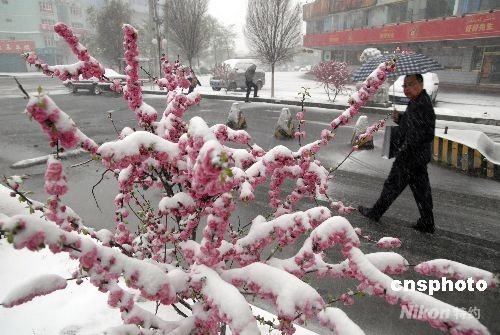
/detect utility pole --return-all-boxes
[151,0,163,77]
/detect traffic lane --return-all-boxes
[0,75,68,98]
[3,94,499,245]
[231,184,499,335]
[0,94,135,171]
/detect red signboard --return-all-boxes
[0,40,36,54]
[304,11,500,47]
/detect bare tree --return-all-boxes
[83,1,130,69]
[163,0,209,67]
[205,16,237,66]
[245,0,302,97]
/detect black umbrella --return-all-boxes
[352,53,443,82]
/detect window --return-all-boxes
[387,2,408,23]
[39,1,53,12]
[5,17,12,22]
[44,35,56,47]
[425,0,454,19]
[324,16,333,32]
[315,19,324,33]
[70,6,82,16]
[471,47,484,71]
[480,0,500,10]
[41,18,55,25]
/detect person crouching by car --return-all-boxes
[245,64,259,102]
[187,69,201,94]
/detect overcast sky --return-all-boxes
[207,0,305,55]
[207,0,249,53]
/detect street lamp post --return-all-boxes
[153,0,163,77]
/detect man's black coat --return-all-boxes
[392,89,436,165]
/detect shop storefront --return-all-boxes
[304,10,500,86]
[479,46,500,84]
[0,40,35,72]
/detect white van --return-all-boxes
[388,72,439,106]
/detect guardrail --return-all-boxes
[432,128,500,181]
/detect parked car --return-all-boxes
[64,68,128,95]
[210,59,265,91]
[389,72,439,106]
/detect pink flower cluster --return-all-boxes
[211,124,251,145]
[376,237,402,249]
[156,58,191,92]
[44,157,67,196]
[330,60,395,131]
[22,52,53,76]
[166,93,200,118]
[107,284,134,312]
[25,95,98,153]
[114,221,134,246]
[122,24,156,126]
[190,145,238,198]
[354,119,386,148]
[330,201,355,216]
[52,23,104,80]
[110,79,123,93]
[54,23,89,61]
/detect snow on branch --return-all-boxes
[25,94,98,153]
[191,264,260,335]
[346,247,490,334]
[415,259,499,289]
[1,274,67,308]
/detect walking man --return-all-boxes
[358,74,436,233]
[245,64,259,102]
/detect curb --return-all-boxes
[144,90,500,126]
[10,149,87,169]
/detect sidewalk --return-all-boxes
[142,72,500,126]
[3,70,499,124]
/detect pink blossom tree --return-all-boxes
[0,22,497,335]
[311,61,350,102]
[211,62,233,93]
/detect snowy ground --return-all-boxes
[0,185,317,335]
[1,69,499,334]
[188,72,500,121]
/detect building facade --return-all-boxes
[0,0,94,71]
[0,0,153,72]
[303,0,500,86]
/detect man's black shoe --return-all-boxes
[411,223,435,234]
[357,206,379,222]
[254,95,259,98]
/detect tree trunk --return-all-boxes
[271,63,275,98]
[214,45,217,66]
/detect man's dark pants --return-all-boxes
[245,80,258,101]
[371,158,434,226]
